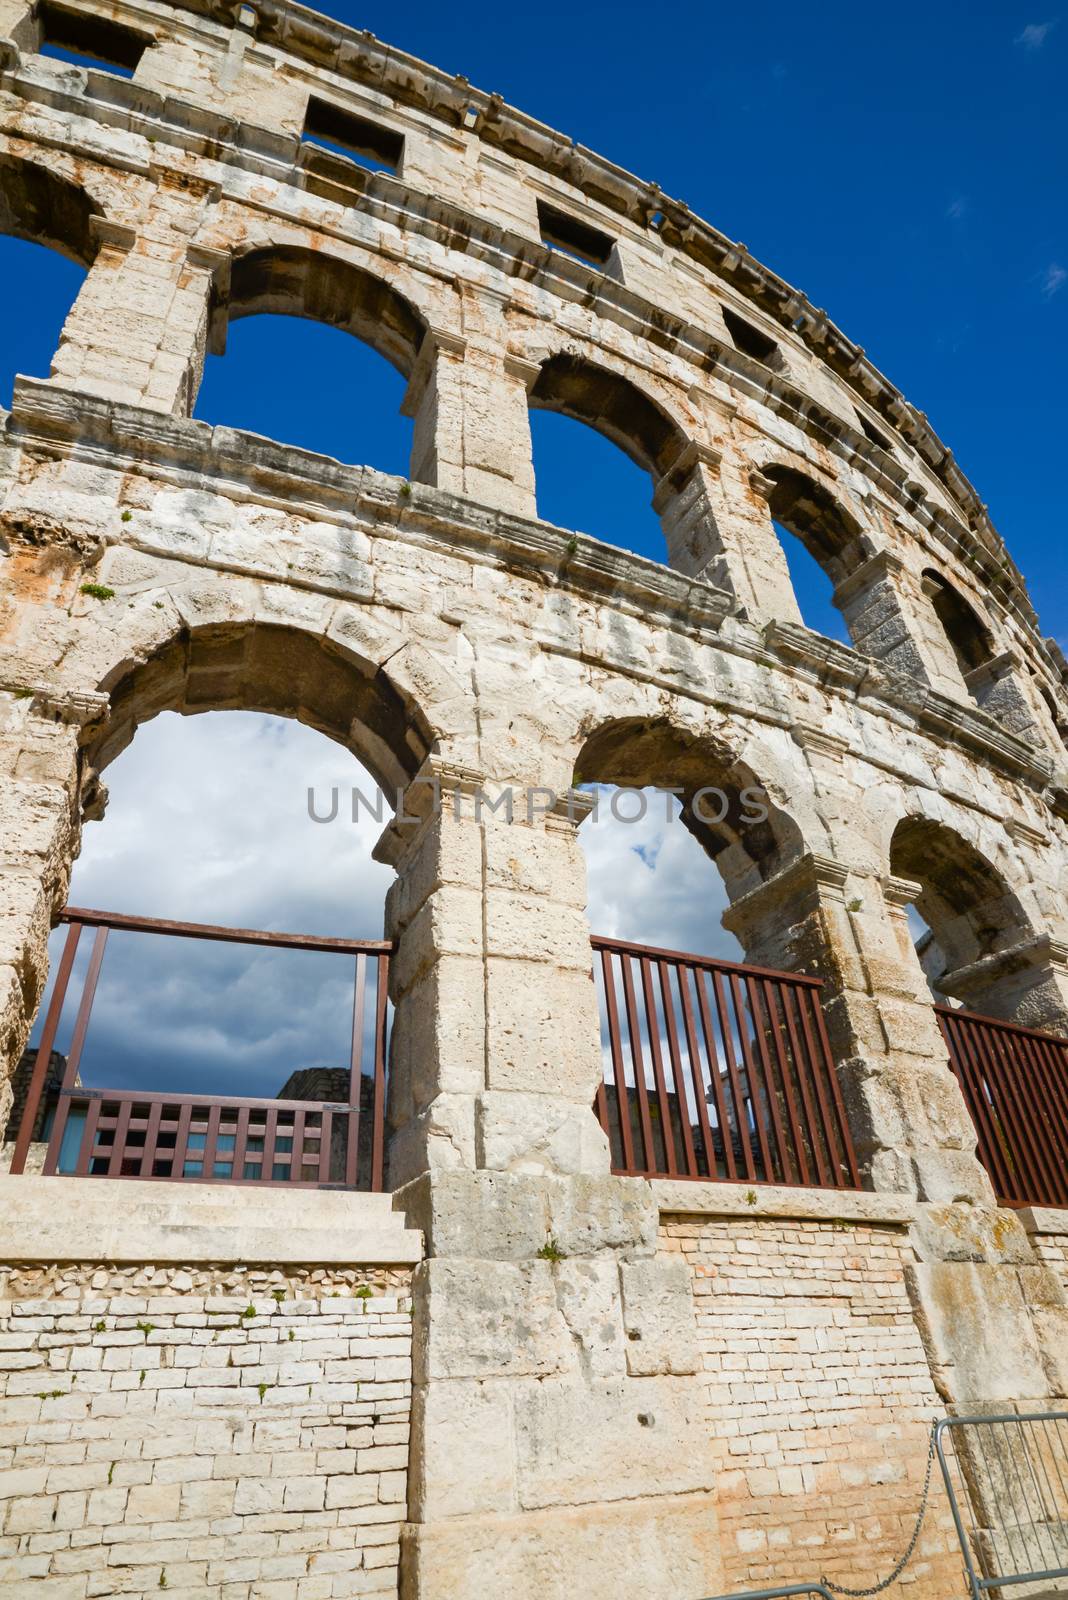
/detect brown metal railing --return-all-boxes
[9,908,392,1190]
[592,936,860,1189]
[937,1005,1068,1208]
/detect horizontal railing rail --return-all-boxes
[937,1004,1068,1208]
[591,935,860,1190]
[10,907,392,1191]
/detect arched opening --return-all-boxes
[9,622,434,1188]
[0,155,99,405]
[529,353,687,564]
[760,464,868,647]
[889,816,1033,1013]
[573,722,855,1187]
[195,246,427,473]
[921,569,995,680]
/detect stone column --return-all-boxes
[0,690,96,1138]
[374,757,608,1187]
[404,332,538,516]
[653,445,803,622]
[722,847,994,1205]
[963,649,1047,740]
[48,171,225,416]
[832,550,953,681]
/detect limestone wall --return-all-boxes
[659,1191,964,1598]
[0,1264,413,1598]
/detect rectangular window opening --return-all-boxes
[302,96,404,175]
[536,199,615,271]
[722,305,784,371]
[35,2,150,77]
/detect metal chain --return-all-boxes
[820,1420,940,1597]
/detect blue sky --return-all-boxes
[7,2,1066,1103]
[1,0,1064,639]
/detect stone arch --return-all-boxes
[0,151,101,266]
[529,351,689,480]
[886,811,1067,1031]
[757,461,871,587]
[221,244,428,379]
[573,716,807,913]
[921,567,996,675]
[85,619,435,796]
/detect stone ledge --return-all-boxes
[652,1178,916,1227]
[0,1175,424,1265]
[1018,1205,1068,1236]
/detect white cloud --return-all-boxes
[1041,262,1067,298]
[46,720,741,1100]
[1015,20,1055,47]
[946,196,968,221]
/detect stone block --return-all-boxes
[619,1259,700,1376]
[401,1491,723,1600]
[413,1259,573,1382]
[907,1262,1050,1403]
[512,1374,714,1510]
[408,1378,515,1520]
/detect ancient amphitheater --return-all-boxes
[1,2,1067,1596]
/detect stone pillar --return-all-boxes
[832,550,952,680]
[722,848,994,1205]
[374,758,608,1187]
[963,650,1046,739]
[653,446,803,622]
[0,690,94,1138]
[404,332,538,516]
[396,1169,721,1600]
[48,172,225,416]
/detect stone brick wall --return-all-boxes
[1030,1230,1068,1296]
[0,1262,413,1598]
[661,1212,965,1598]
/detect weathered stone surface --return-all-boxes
[620,1258,700,1376]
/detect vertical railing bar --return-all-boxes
[677,964,721,1180]
[232,1105,250,1184]
[1005,1418,1052,1573]
[73,1098,102,1178]
[200,1104,221,1185]
[43,926,110,1179]
[780,979,831,1184]
[140,1101,162,1180]
[780,982,832,1186]
[1044,1419,1068,1553]
[793,983,847,1185]
[640,957,678,1177]
[972,1019,1051,1206]
[287,1107,305,1184]
[1021,1417,1060,1564]
[941,1013,1015,1202]
[692,967,738,1181]
[1019,1035,1068,1201]
[989,1025,1063,1206]
[805,984,861,1187]
[261,1105,279,1186]
[759,976,812,1185]
[727,971,774,1184]
[973,1421,1010,1581]
[1031,1034,1068,1153]
[172,1101,193,1183]
[711,968,761,1181]
[953,1017,1029,1205]
[12,921,83,1175]
[742,972,796,1186]
[600,948,636,1176]
[620,953,655,1176]
[658,958,698,1179]
[349,953,367,1103]
[318,1109,333,1186]
[370,952,389,1192]
[104,1098,133,1178]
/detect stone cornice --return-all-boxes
[4,377,1061,814]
